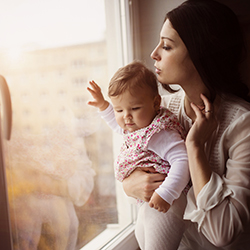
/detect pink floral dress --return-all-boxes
[115,107,186,182]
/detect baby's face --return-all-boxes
[110,87,160,132]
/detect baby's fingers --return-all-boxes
[89,80,101,91]
[87,100,99,107]
[87,86,97,96]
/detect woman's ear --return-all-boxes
[154,94,161,111]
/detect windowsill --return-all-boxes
[80,223,139,250]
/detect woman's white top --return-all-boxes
[162,89,250,249]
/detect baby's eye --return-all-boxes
[116,109,123,113]
[132,107,140,110]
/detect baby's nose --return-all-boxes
[124,111,132,119]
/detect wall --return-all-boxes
[135,0,183,69]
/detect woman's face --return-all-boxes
[151,19,198,87]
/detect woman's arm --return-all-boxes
[122,167,166,202]
[185,131,250,247]
[185,94,250,246]
[185,94,217,198]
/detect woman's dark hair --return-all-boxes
[164,0,249,102]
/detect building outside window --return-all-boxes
[0,0,139,249]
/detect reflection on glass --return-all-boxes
[0,0,118,249]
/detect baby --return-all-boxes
[87,61,190,249]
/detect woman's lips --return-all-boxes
[154,66,161,74]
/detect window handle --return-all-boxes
[0,76,12,140]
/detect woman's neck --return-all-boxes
[183,87,210,122]
[184,89,220,122]
[184,95,199,122]
[179,72,219,121]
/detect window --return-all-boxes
[0,0,139,249]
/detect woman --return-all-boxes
[123,0,250,249]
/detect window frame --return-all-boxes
[0,76,14,249]
[79,0,140,249]
[0,129,13,250]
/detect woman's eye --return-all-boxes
[163,46,171,51]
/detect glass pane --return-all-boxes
[0,0,126,249]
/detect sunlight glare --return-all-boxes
[0,0,106,50]
[8,47,23,61]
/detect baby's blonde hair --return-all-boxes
[108,61,159,98]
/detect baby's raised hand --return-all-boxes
[87,80,109,111]
[149,192,170,213]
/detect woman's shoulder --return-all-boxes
[219,94,250,134]
[217,95,250,159]
[222,94,250,117]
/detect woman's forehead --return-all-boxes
[160,19,179,43]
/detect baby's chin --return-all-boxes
[126,125,149,133]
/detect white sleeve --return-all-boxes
[148,129,190,205]
[99,103,123,134]
[184,112,250,246]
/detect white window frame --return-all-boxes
[82,0,140,249]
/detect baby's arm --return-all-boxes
[87,80,123,134]
[149,191,170,213]
[87,80,109,111]
[148,129,190,212]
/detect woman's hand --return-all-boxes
[186,94,217,198]
[186,94,217,148]
[122,167,167,202]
